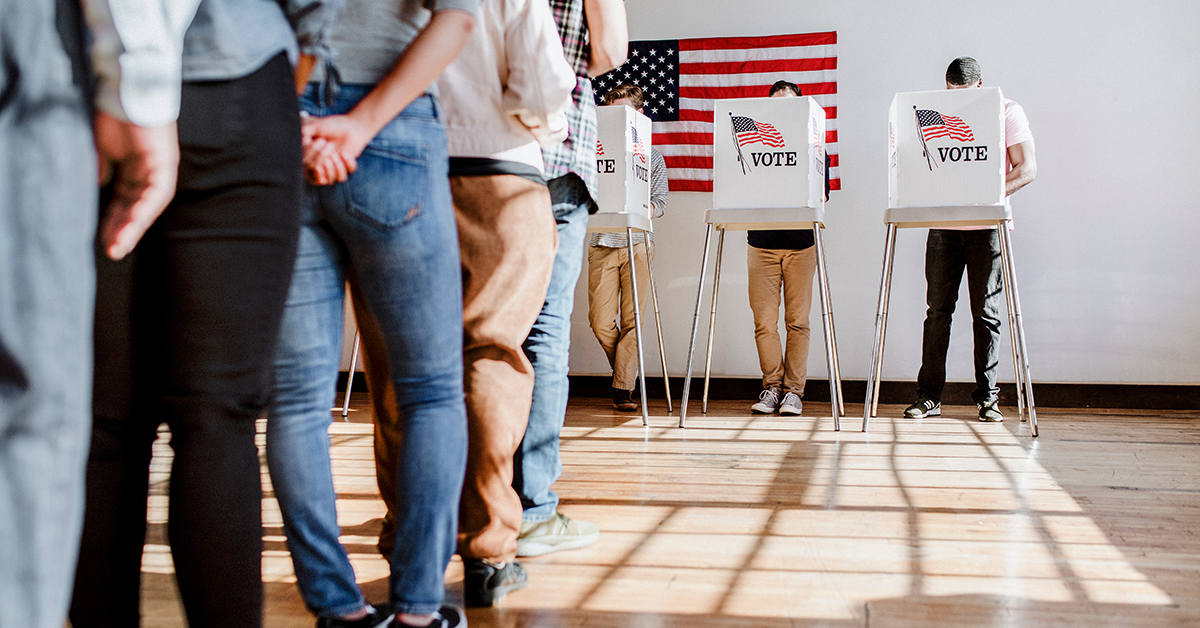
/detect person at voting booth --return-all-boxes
[589,84,669,412]
[746,80,830,416]
[904,57,1037,423]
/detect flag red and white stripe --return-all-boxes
[655,32,838,192]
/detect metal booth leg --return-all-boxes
[813,224,841,431]
[341,329,362,422]
[997,224,1027,423]
[863,224,898,432]
[701,229,726,415]
[646,240,673,413]
[627,228,650,427]
[998,225,1038,436]
[679,225,714,427]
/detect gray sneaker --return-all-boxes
[778,392,803,415]
[978,400,1004,422]
[904,398,941,418]
[516,513,599,557]
[750,387,781,413]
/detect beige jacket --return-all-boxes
[435,0,575,173]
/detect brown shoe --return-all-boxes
[613,387,638,411]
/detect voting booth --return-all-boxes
[591,105,654,233]
[588,105,668,424]
[679,96,845,428]
[863,86,1039,435]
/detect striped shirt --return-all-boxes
[542,0,599,206]
[591,148,668,247]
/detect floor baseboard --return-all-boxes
[337,372,1199,410]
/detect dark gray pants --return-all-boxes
[0,1,97,627]
[916,228,1003,405]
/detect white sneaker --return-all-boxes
[778,392,803,415]
[750,388,781,413]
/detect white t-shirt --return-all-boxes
[1004,98,1033,170]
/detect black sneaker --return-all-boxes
[612,387,638,412]
[903,398,941,418]
[464,559,528,608]
[317,605,394,628]
[978,400,1004,422]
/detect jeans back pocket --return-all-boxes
[344,138,431,231]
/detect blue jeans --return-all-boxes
[514,174,591,523]
[267,85,467,617]
[0,4,95,627]
[917,228,1003,404]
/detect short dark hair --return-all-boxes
[945,57,982,86]
[603,84,644,109]
[769,80,801,97]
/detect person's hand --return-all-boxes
[94,110,181,260]
[300,113,371,185]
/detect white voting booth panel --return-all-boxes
[590,105,653,233]
[888,86,1005,212]
[712,96,825,215]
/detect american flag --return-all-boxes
[731,115,785,148]
[592,31,838,192]
[915,109,975,142]
[597,141,604,155]
[631,125,647,164]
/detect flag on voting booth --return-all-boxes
[889,87,1006,208]
[591,31,838,193]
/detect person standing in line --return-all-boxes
[1,1,190,626]
[357,0,575,609]
[70,1,345,627]
[587,84,669,413]
[904,56,1036,423]
[746,80,829,417]
[510,0,627,559]
[264,0,478,626]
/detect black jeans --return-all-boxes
[71,53,302,628]
[916,228,1003,405]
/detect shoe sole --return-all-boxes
[615,404,638,412]
[978,415,1004,422]
[904,408,941,418]
[778,406,802,416]
[516,531,600,557]
[750,404,777,414]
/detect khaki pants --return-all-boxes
[587,243,651,391]
[747,245,817,395]
[360,175,557,563]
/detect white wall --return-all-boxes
[566,0,1200,385]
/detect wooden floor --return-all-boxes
[136,396,1200,627]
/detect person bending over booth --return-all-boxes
[746,80,829,417]
[588,83,668,412]
[904,56,1037,423]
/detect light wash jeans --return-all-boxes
[514,174,591,523]
[266,84,467,617]
[0,2,96,627]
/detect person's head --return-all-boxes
[604,84,644,112]
[768,80,802,98]
[945,56,982,89]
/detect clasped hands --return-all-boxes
[301,112,372,186]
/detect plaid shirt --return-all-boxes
[543,0,599,206]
